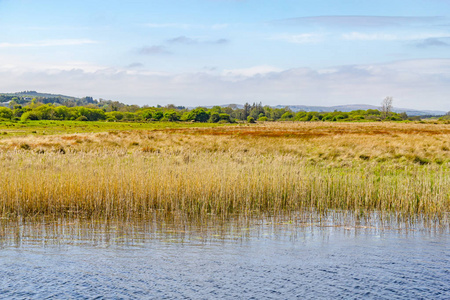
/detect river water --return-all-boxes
[1,213,449,299]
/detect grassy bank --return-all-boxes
[0,120,228,137]
[0,121,449,220]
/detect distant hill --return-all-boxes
[2,91,77,100]
[217,103,446,116]
[1,92,446,116]
[273,104,446,116]
[0,91,98,107]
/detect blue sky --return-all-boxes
[0,0,449,110]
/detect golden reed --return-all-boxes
[0,122,449,220]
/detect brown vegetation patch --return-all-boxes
[157,123,450,140]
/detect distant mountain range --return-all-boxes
[1,92,446,116]
[1,91,77,100]
[218,104,446,116]
[277,104,447,116]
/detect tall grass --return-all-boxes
[0,122,449,220]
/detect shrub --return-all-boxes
[153,111,164,121]
[209,112,220,123]
[142,111,153,120]
[76,116,88,121]
[0,107,12,119]
[280,112,293,120]
[20,111,39,121]
[186,108,209,122]
[219,113,231,122]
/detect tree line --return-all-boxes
[0,100,413,123]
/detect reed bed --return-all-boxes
[0,122,449,221]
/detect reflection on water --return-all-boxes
[1,212,449,299]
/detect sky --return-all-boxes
[0,0,449,110]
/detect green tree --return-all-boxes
[243,103,251,119]
[163,110,180,122]
[142,110,153,120]
[209,112,220,123]
[186,108,209,122]
[280,111,294,120]
[219,113,231,122]
[0,107,12,119]
[154,111,164,121]
[21,111,39,121]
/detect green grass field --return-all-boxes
[0,120,229,137]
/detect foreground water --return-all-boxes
[1,213,449,299]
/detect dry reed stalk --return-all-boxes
[0,150,449,220]
[0,122,449,220]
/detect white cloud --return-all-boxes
[342,32,449,41]
[0,39,98,48]
[222,65,283,77]
[271,33,324,44]
[341,32,398,41]
[0,55,106,73]
[166,36,229,45]
[138,45,171,55]
[275,16,446,28]
[415,37,450,48]
[0,59,449,110]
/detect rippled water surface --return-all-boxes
[1,214,449,299]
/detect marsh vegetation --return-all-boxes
[0,121,449,221]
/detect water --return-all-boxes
[1,214,449,299]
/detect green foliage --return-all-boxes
[258,116,268,121]
[76,115,88,121]
[163,110,180,122]
[1,99,411,124]
[208,111,232,123]
[106,111,123,121]
[247,116,255,123]
[21,111,39,121]
[367,109,380,115]
[280,111,294,120]
[0,107,12,119]
[122,112,135,121]
[333,115,345,121]
[186,108,209,122]
[290,109,407,123]
[209,112,220,123]
[219,113,231,122]
[154,111,164,121]
[77,107,106,121]
[141,110,153,120]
